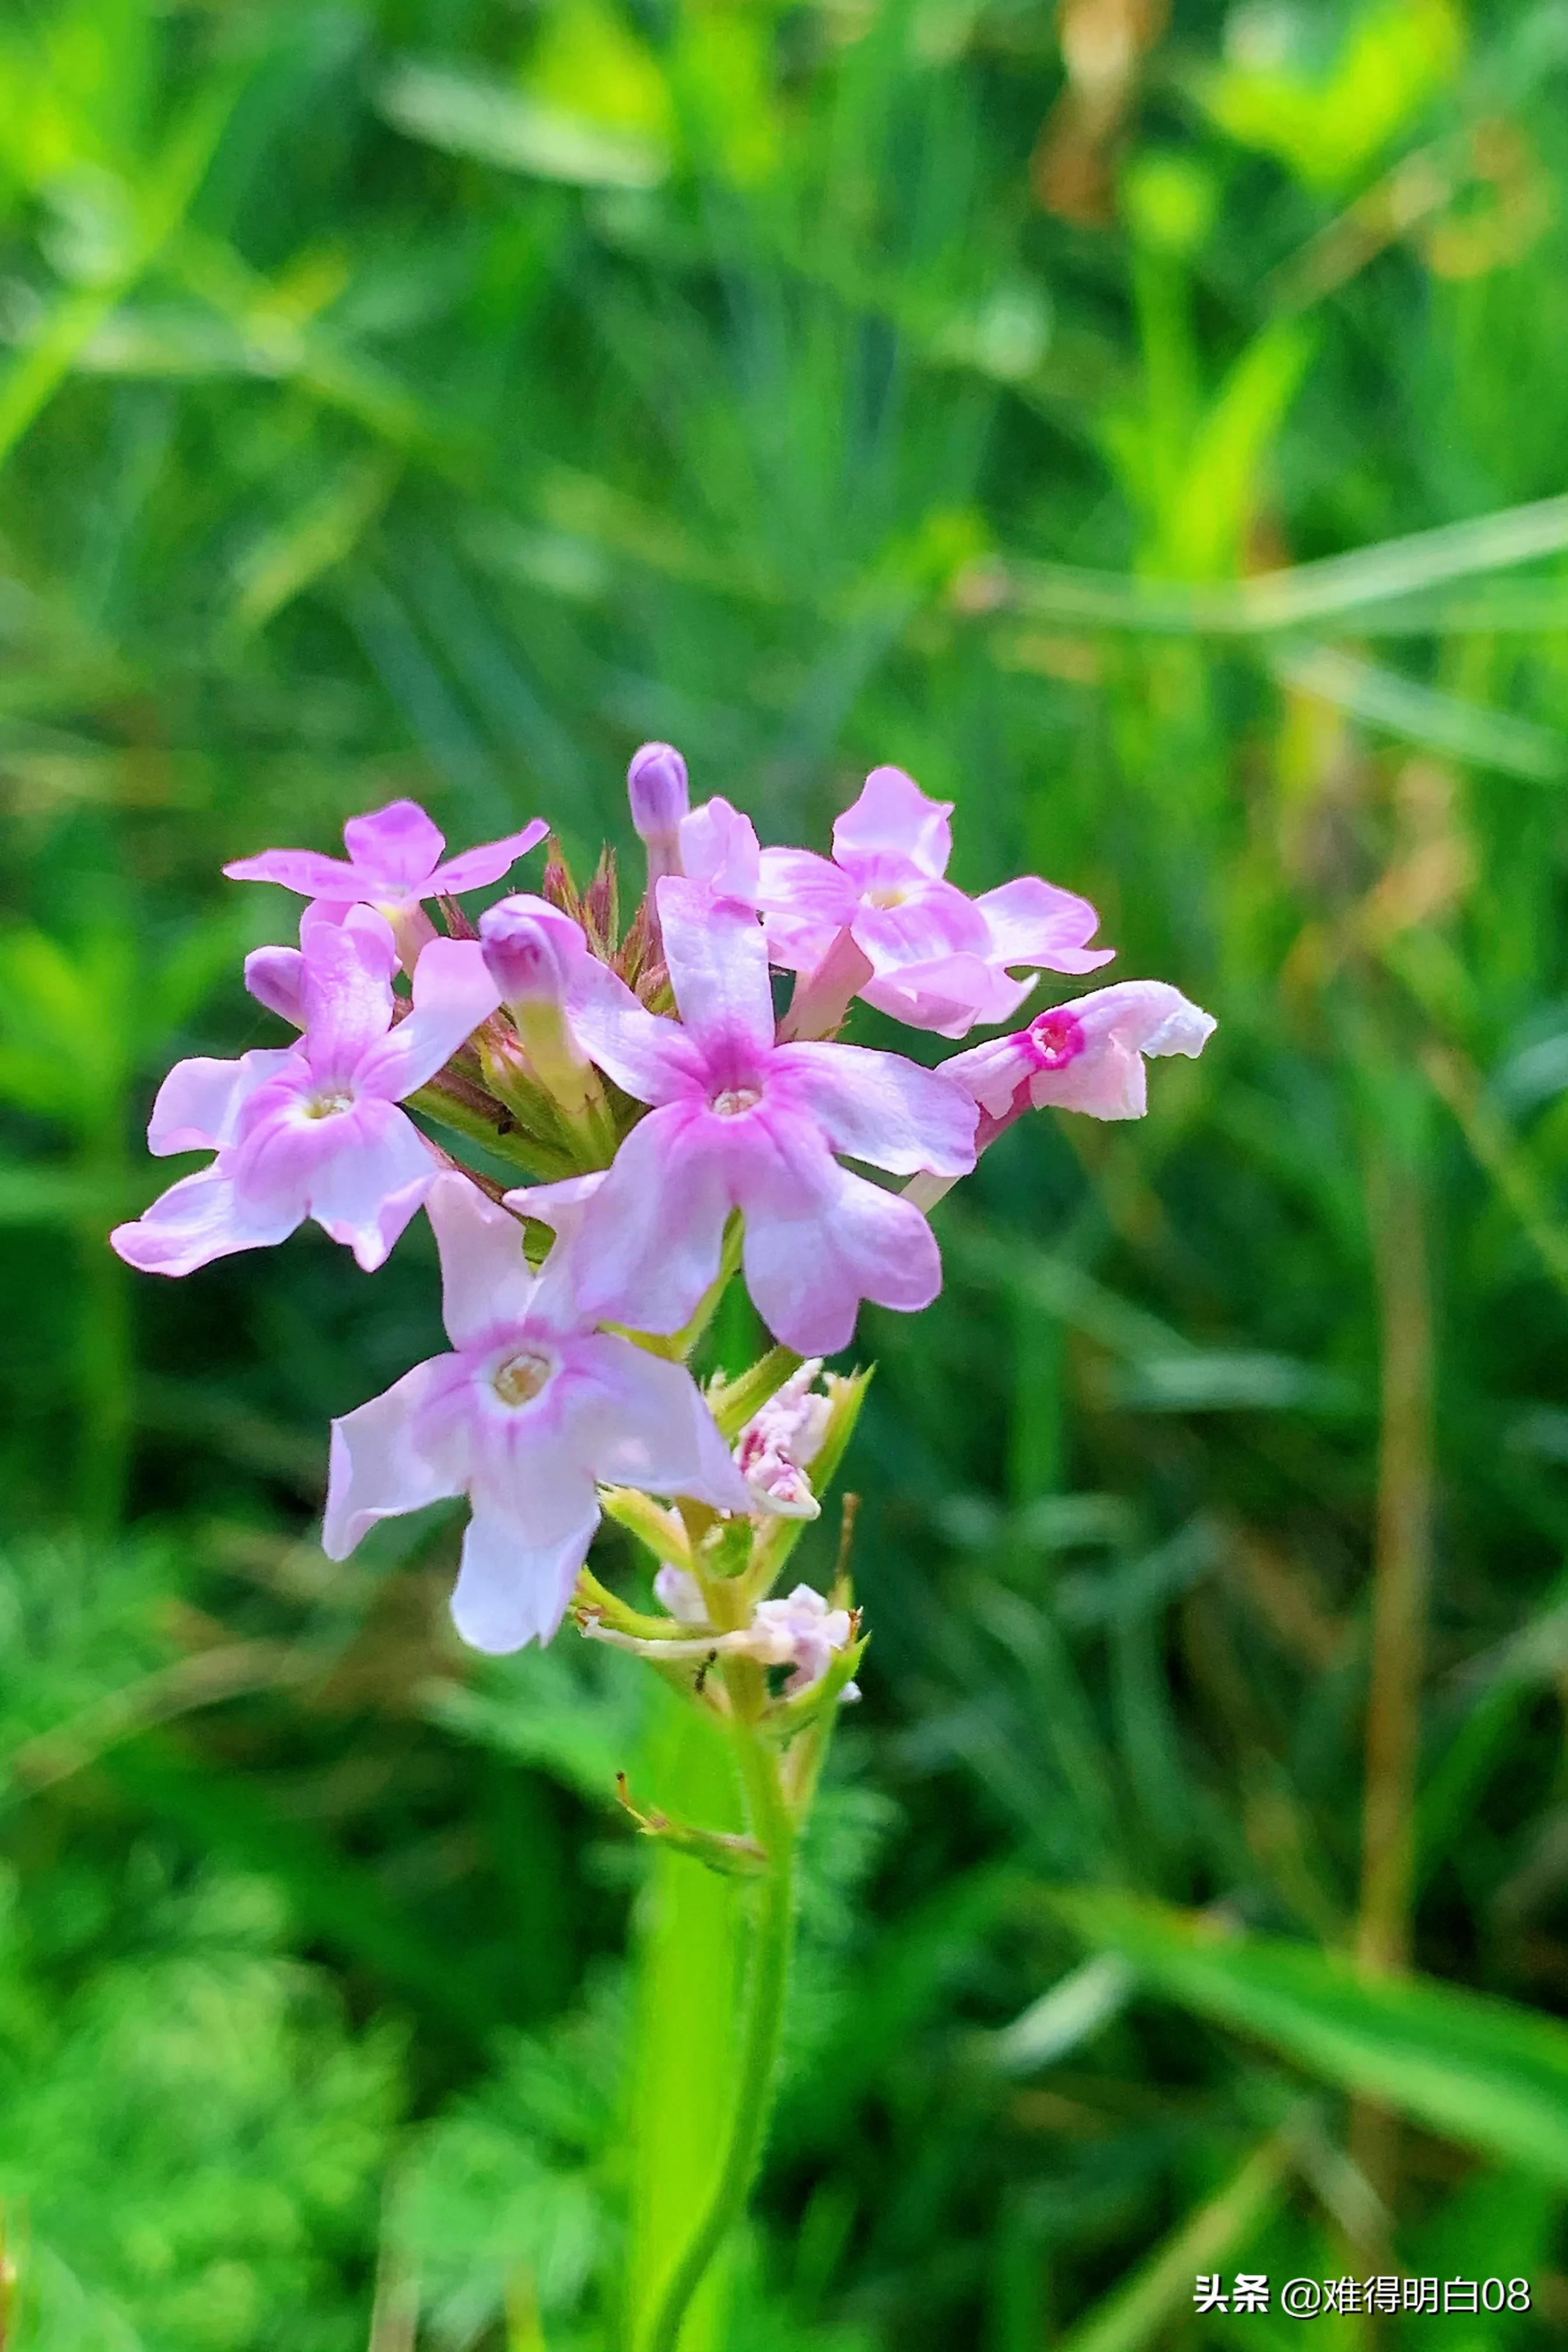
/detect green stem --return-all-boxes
[638,1713,796,2352]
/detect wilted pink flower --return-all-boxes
[943,981,1215,1135]
[736,1359,831,1518]
[111,910,499,1277]
[758,765,1112,1038]
[750,1584,856,1695]
[226,800,546,964]
[529,883,978,1354]
[324,1174,749,1653]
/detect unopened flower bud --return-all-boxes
[479,894,585,1009]
[628,741,690,845]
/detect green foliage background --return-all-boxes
[4,0,1568,2343]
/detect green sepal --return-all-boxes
[598,1489,692,1570]
[707,1345,803,1443]
[615,1773,769,1877]
[764,1629,867,1744]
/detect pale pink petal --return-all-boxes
[975,876,1114,975]
[110,1166,301,1277]
[299,1102,438,1268]
[736,1115,943,1353]
[223,848,366,898]
[343,799,446,889]
[501,1173,610,1332]
[430,817,549,895]
[450,1502,600,1653]
[147,1050,293,1156]
[299,912,398,1087]
[568,1333,751,1510]
[755,847,857,969]
[771,1041,977,1175]
[569,1106,736,1334]
[352,937,500,1101]
[937,1032,1026,1121]
[566,958,705,1105]
[680,797,761,904]
[848,874,989,970]
[860,956,1035,1038]
[831,766,953,877]
[426,1171,538,1349]
[323,1359,461,1558]
[244,947,305,1027]
[657,882,776,1059]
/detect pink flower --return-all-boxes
[758,765,1112,1038]
[944,981,1216,1135]
[225,799,547,951]
[531,883,978,1354]
[111,909,499,1278]
[323,1173,750,1653]
[750,1584,856,1695]
[735,1359,831,1519]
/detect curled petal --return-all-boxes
[352,936,501,1101]
[772,1041,977,1176]
[323,1359,461,1558]
[148,1049,293,1157]
[831,765,953,877]
[974,876,1114,976]
[680,797,761,904]
[244,947,305,1027]
[110,1166,301,1277]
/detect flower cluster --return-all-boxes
[114,758,1213,1696]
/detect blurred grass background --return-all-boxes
[5,0,1568,2343]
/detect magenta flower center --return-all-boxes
[710,1084,762,1118]
[492,1348,554,1408]
[1025,1009,1086,1072]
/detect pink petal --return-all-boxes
[831,766,953,877]
[300,1102,438,1268]
[848,873,989,971]
[502,1172,610,1332]
[343,799,446,889]
[244,946,305,1027]
[147,1049,293,1157]
[569,1105,736,1334]
[680,797,761,904]
[299,912,398,1087]
[860,955,1035,1038]
[429,817,548,895]
[656,881,776,1059]
[110,1166,301,1277]
[755,847,857,970]
[736,1116,943,1352]
[772,1041,977,1176]
[323,1359,462,1558]
[567,958,706,1107]
[426,1171,538,1350]
[975,876,1114,975]
[569,1332,751,1510]
[352,937,500,1102]
[450,1502,600,1653]
[223,848,367,898]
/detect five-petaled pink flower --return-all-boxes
[758,765,1113,1038]
[111,908,499,1277]
[522,882,978,1354]
[225,798,546,953]
[943,981,1216,1141]
[324,1172,750,1652]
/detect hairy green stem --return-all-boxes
[638,1712,796,2352]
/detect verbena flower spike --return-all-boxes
[115,752,1213,2350]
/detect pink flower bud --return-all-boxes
[627,742,690,849]
[478,894,589,1009]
